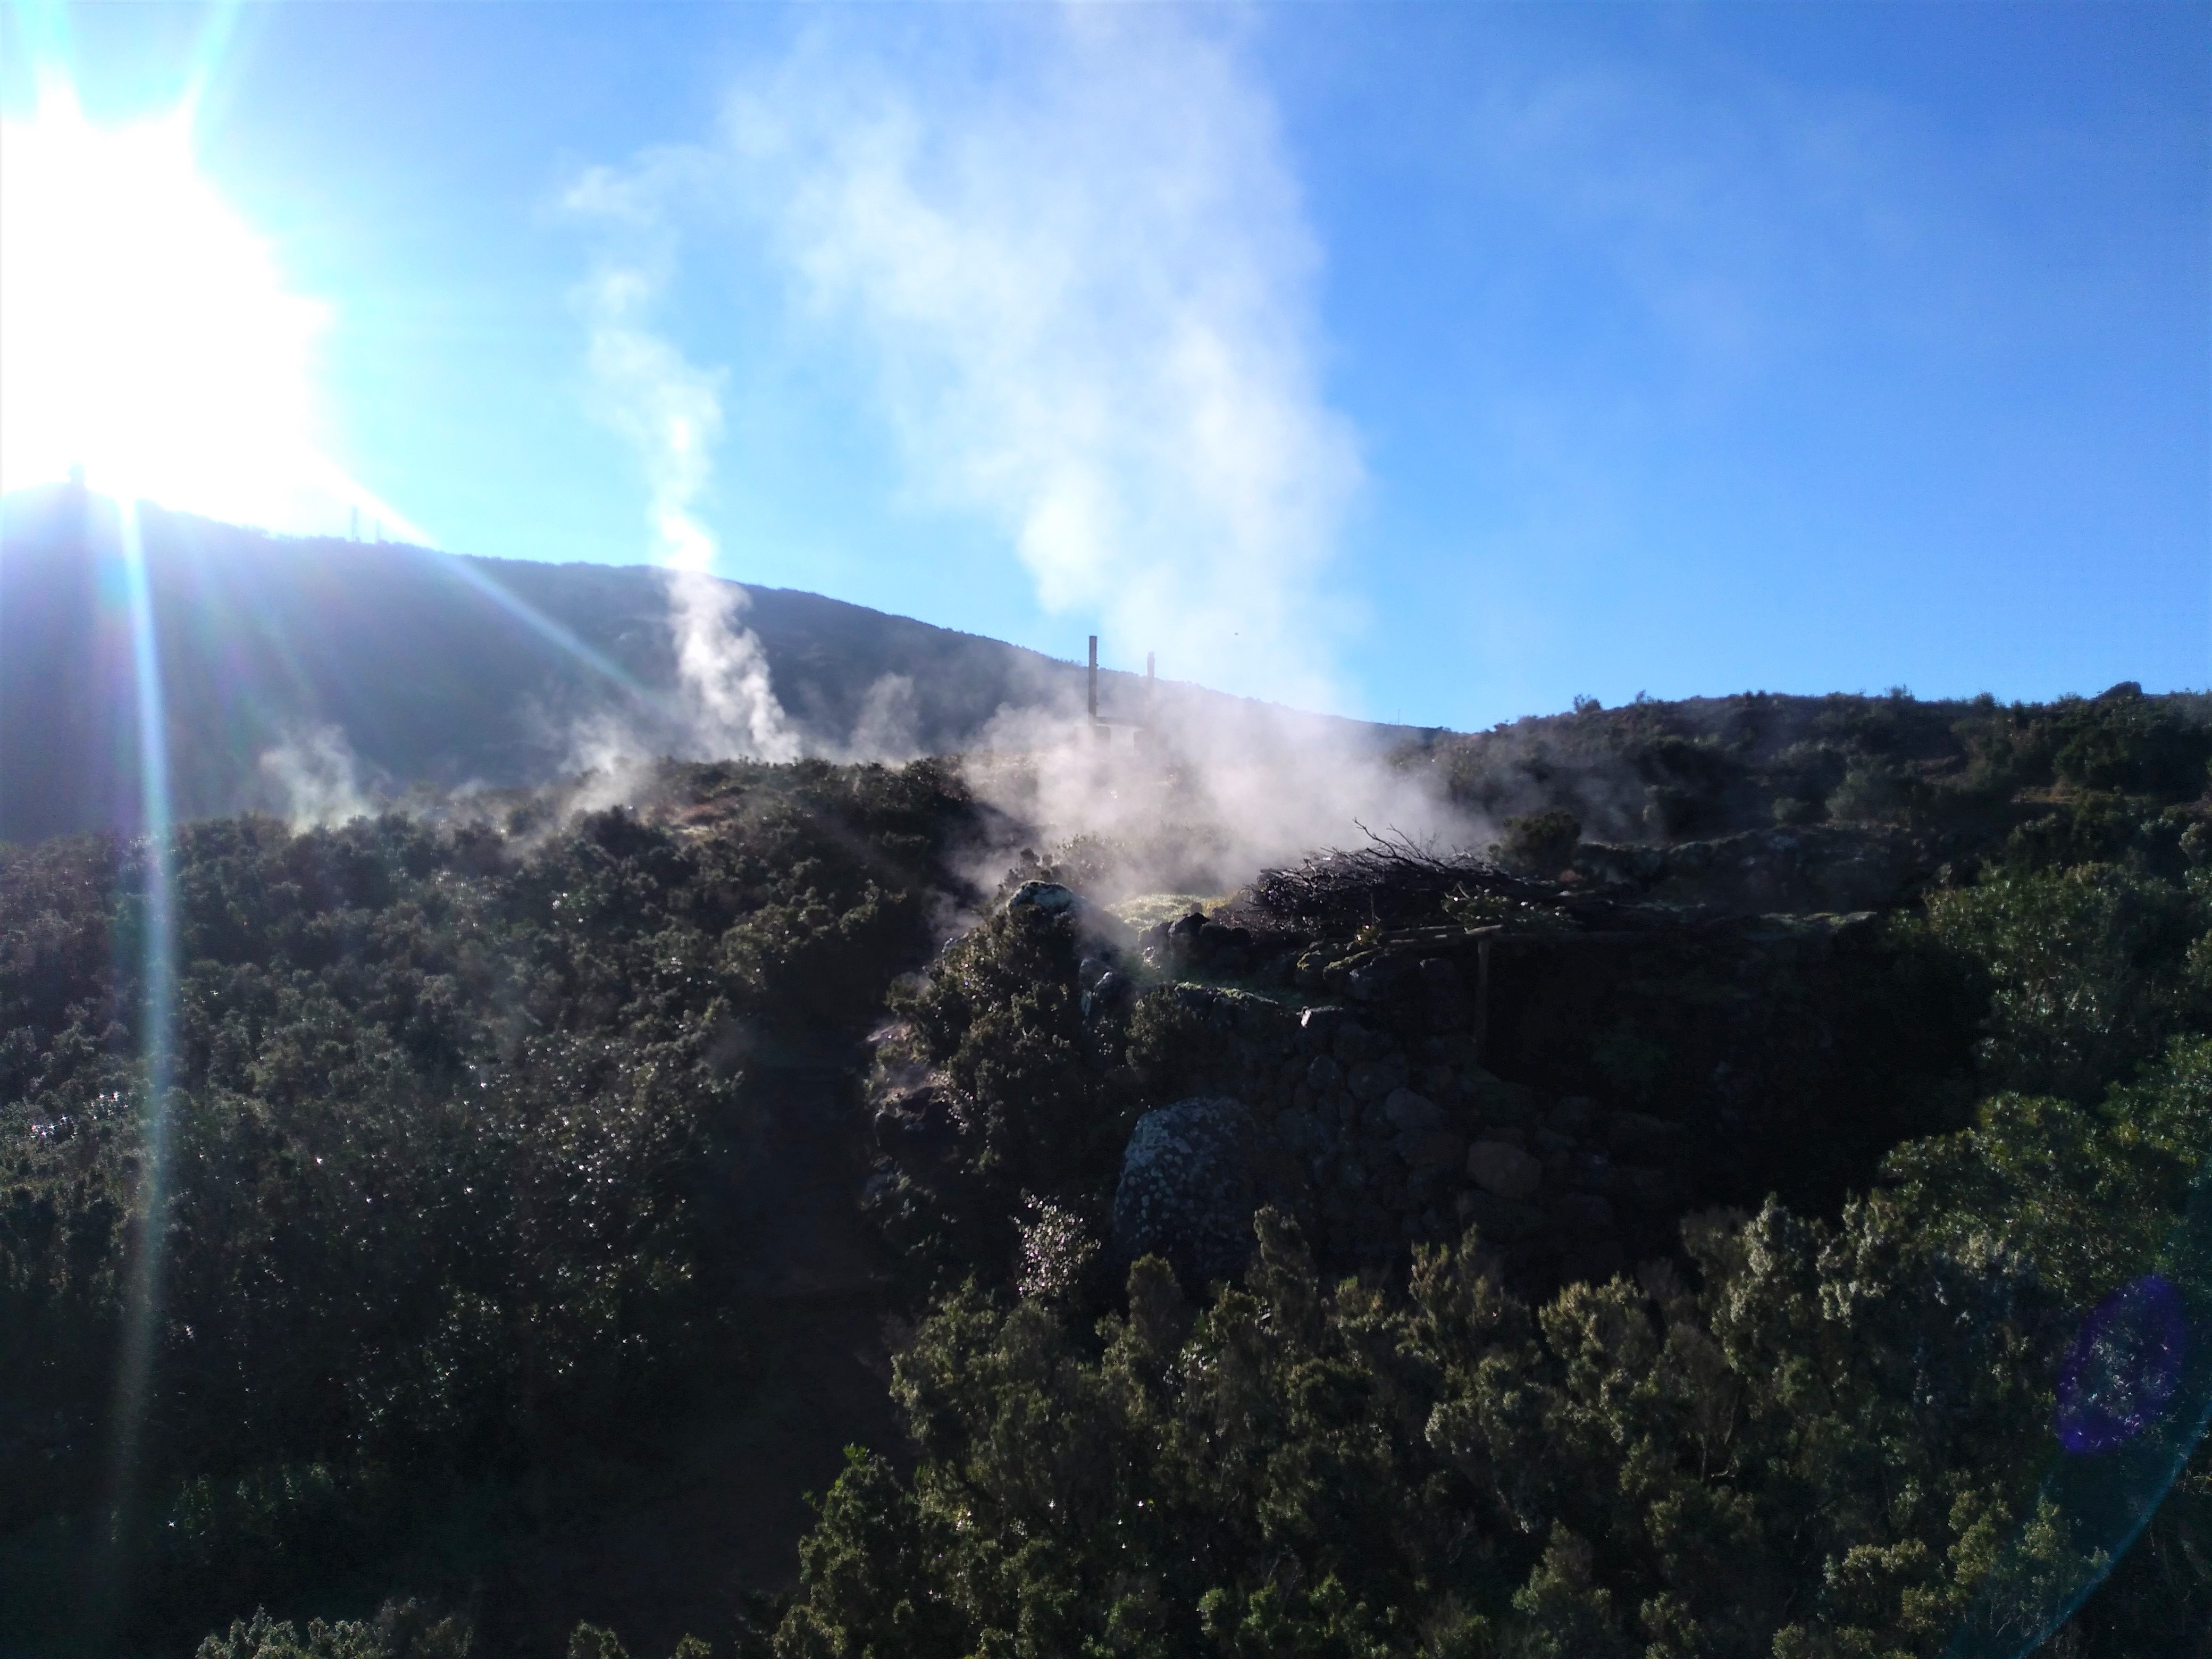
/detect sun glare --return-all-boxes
[0,88,418,539]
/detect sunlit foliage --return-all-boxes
[0,760,975,1652]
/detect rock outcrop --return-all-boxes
[1111,1097,1263,1286]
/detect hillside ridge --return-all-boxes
[0,484,1416,843]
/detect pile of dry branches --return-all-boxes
[1245,832,1574,934]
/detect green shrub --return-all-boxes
[0,760,978,1651]
[776,1026,2212,1657]
[1496,810,1582,874]
[194,1599,470,1659]
[1917,864,2211,1097]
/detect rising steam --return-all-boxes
[552,11,1452,886]
[723,8,1362,714]
[566,174,801,767]
[256,724,375,830]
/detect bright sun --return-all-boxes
[0,88,418,539]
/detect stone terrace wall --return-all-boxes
[1108,910,1974,1293]
[1137,979,1690,1291]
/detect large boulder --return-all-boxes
[1111,1097,1261,1286]
[1005,879,1135,952]
[1006,880,1079,915]
[1381,1088,1444,1135]
[1466,1139,1544,1202]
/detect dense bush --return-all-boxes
[766,709,2212,1659]
[1918,864,2212,1099]
[865,901,1147,1297]
[4,690,2206,1656]
[192,1601,472,1659]
[1494,811,1581,875]
[776,1034,2212,1658]
[0,760,976,1653]
[1426,686,2209,849]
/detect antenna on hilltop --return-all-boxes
[1088,636,1108,743]
[1084,638,1159,749]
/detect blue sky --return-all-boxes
[3,1,2206,728]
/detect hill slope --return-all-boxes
[0,485,1411,843]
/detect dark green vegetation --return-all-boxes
[1425,682,2212,875]
[0,759,981,1654]
[1,683,2208,1656]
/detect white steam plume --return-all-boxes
[723,9,1362,712]
[567,14,1481,886]
[565,174,800,765]
[846,673,923,763]
[257,724,373,830]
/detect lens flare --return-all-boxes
[1945,1185,2212,1658]
[2055,1275,2186,1456]
[94,497,180,1602]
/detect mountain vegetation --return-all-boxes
[0,678,2207,1656]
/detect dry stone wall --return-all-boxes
[868,877,1979,1302]
[1116,974,1694,1292]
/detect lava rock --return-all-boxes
[1166,912,1208,966]
[1347,1055,1410,1102]
[1568,1151,1618,1195]
[1199,921,1254,959]
[1347,955,1419,1001]
[1429,1033,1479,1067]
[1298,1006,1347,1054]
[1275,1107,1326,1155]
[1546,1096,1598,1136]
[1465,1139,1544,1202]
[1111,1097,1261,1286]
[1619,1164,1678,1208]
[1331,1020,1386,1065]
[1467,1074,1539,1125]
[1007,881,1079,915]
[1381,1087,1445,1135]
[1175,985,1228,1023]
[1401,1129,1467,1171]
